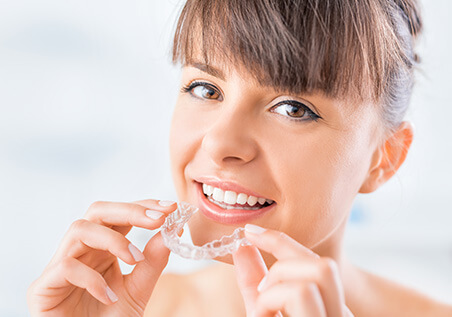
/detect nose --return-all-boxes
[201,106,258,167]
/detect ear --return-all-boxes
[359,121,414,194]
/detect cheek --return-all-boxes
[169,102,208,199]
[169,106,190,199]
[266,128,374,244]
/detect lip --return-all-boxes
[195,181,276,225]
[193,176,271,200]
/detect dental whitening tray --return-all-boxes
[161,202,251,260]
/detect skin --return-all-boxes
[169,63,384,265]
[150,61,451,316]
[27,58,452,316]
[27,200,176,316]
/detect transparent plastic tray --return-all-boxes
[161,202,251,260]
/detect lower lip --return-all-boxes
[195,182,276,225]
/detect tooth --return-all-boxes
[236,193,248,205]
[224,191,237,204]
[247,195,258,206]
[266,199,273,204]
[206,185,214,196]
[212,187,225,202]
[257,197,266,205]
[202,183,208,195]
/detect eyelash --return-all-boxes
[271,100,321,122]
[181,81,321,122]
[181,81,220,98]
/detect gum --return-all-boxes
[161,202,251,260]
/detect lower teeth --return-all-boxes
[207,196,266,210]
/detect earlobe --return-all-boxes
[359,121,414,194]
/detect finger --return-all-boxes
[260,258,344,317]
[84,200,176,230]
[54,219,145,265]
[133,199,177,209]
[254,282,326,317]
[37,257,118,306]
[344,305,355,317]
[124,232,171,308]
[232,245,268,316]
[244,224,319,261]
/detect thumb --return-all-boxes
[124,231,170,308]
[232,245,268,316]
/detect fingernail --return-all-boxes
[106,286,118,303]
[158,200,175,207]
[245,224,267,234]
[128,243,145,262]
[146,209,164,220]
[257,275,267,292]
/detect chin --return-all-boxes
[188,212,238,244]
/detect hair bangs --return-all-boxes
[171,0,405,102]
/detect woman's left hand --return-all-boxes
[233,224,354,317]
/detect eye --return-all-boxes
[181,81,222,101]
[270,100,320,122]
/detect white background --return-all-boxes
[0,0,451,315]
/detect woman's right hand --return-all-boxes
[27,199,177,317]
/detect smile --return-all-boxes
[194,180,276,224]
[202,183,274,210]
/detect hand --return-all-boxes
[27,199,176,317]
[233,224,354,317]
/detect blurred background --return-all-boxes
[0,0,451,315]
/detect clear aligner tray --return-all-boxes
[161,202,251,260]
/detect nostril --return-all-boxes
[201,125,258,165]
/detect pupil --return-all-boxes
[204,88,215,98]
[287,105,303,117]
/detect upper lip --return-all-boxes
[194,176,273,201]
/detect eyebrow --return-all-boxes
[188,62,226,81]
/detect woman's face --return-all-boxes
[169,60,383,263]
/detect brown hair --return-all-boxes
[172,0,423,130]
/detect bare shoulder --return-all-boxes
[349,267,452,317]
[144,272,202,317]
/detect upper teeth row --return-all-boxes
[202,183,274,206]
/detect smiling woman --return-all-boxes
[26,0,452,316]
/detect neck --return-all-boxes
[312,214,348,265]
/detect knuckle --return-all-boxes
[127,203,144,221]
[114,233,130,249]
[272,231,290,248]
[91,270,105,285]
[276,231,296,246]
[295,283,316,299]
[89,200,105,210]
[277,231,289,241]
[318,257,337,279]
[85,271,106,294]
[86,200,106,217]
[59,257,75,272]
[69,219,88,233]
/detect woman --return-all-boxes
[27,0,452,316]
